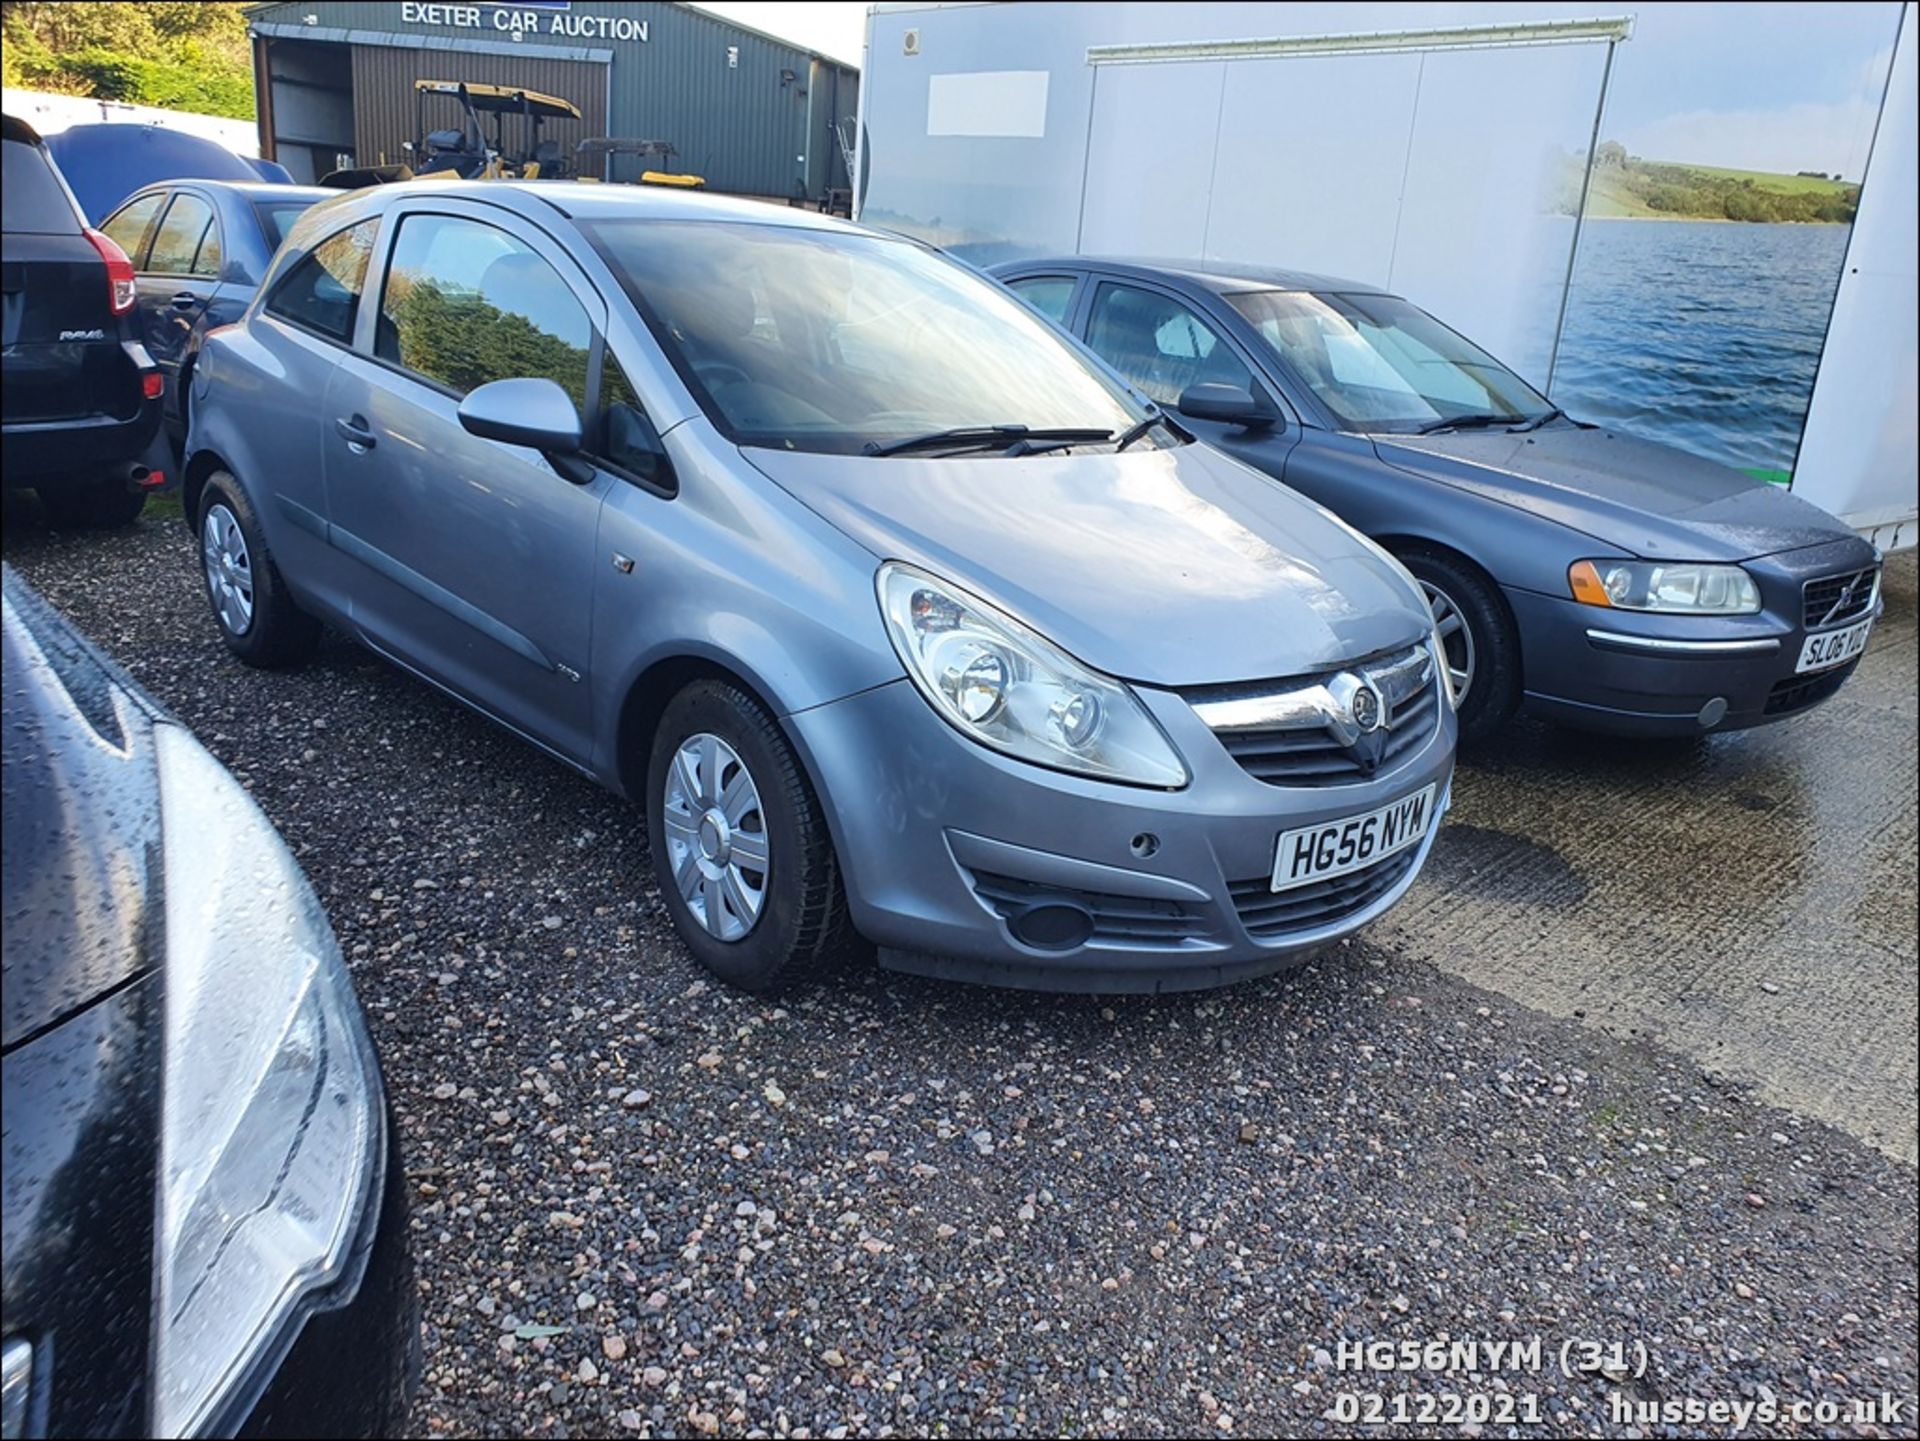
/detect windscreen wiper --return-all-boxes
[865,424,1115,457]
[1414,412,1524,435]
[1510,407,1565,433]
[1112,410,1183,453]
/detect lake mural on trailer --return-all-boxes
[1552,219,1852,482]
[1537,1,1901,488]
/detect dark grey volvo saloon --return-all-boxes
[991,258,1882,744]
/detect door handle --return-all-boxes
[169,292,199,310]
[334,415,377,450]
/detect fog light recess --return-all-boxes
[1006,901,1095,952]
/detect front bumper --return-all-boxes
[1506,541,1882,737]
[789,678,1456,993]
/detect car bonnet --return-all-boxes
[743,440,1431,688]
[1372,426,1858,562]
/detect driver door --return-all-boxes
[324,199,608,766]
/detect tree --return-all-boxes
[1595,140,1628,169]
[1,1,254,118]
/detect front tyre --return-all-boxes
[197,472,319,668]
[646,680,858,992]
[1396,548,1520,747]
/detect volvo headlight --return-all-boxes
[1568,559,1760,614]
[152,724,382,1438]
[877,563,1188,787]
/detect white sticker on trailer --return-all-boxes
[927,71,1049,138]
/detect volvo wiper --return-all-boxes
[865,424,1115,457]
[1414,412,1525,435]
[1510,407,1565,433]
[1113,410,1181,453]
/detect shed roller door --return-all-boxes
[350,44,607,172]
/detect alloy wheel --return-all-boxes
[202,503,255,636]
[1422,579,1475,704]
[661,732,769,942]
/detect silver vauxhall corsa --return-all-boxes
[183,182,1456,993]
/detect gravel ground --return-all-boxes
[5,499,1916,1439]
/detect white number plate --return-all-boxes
[1271,784,1438,893]
[1796,616,1873,673]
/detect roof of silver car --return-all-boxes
[995,255,1389,297]
[454,180,886,234]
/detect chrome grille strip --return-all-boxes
[1189,646,1434,734]
[1802,565,1880,630]
[1184,643,1440,789]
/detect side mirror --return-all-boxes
[458,377,593,481]
[1177,382,1278,429]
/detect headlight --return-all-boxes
[877,562,1188,787]
[1568,559,1760,614]
[152,724,381,1439]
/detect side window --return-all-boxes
[265,218,379,343]
[192,212,223,278]
[1086,283,1254,408]
[101,193,166,268]
[595,353,672,491]
[146,194,215,276]
[1008,275,1076,326]
[377,213,592,407]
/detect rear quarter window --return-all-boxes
[1,137,81,236]
[1007,275,1077,325]
[264,219,379,343]
[255,202,315,251]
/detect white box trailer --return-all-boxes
[856,1,1917,551]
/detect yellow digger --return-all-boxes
[406,80,581,180]
[320,80,706,191]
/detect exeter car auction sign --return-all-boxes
[398,2,650,42]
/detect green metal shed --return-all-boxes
[243,1,857,204]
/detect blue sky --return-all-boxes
[1602,1,1904,179]
[691,1,867,66]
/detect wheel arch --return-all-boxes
[181,447,233,530]
[1374,534,1519,619]
[614,652,804,805]
[1375,532,1494,577]
[612,650,867,909]
[1378,533,1529,741]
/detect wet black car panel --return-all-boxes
[0,569,416,1438]
[1,577,161,1048]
